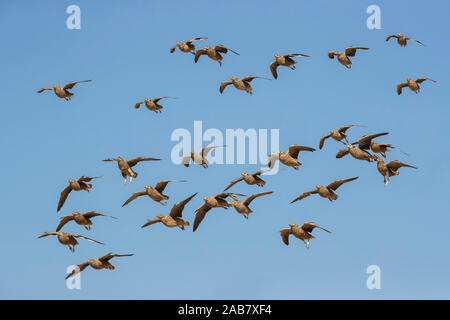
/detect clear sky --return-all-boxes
[1,0,449,299]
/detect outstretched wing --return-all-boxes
[72,234,104,245]
[194,48,207,63]
[153,96,176,103]
[220,81,233,93]
[387,161,417,171]
[99,253,134,262]
[186,37,208,44]
[336,148,350,158]
[215,45,239,55]
[134,101,144,109]
[338,125,359,134]
[345,47,369,57]
[241,76,270,82]
[415,77,436,84]
[243,191,273,207]
[290,190,318,203]
[57,185,73,212]
[122,191,147,207]
[65,262,90,279]
[353,133,389,150]
[267,153,279,169]
[63,80,91,90]
[56,215,74,232]
[301,222,331,234]
[385,34,398,42]
[270,61,279,79]
[154,180,186,193]
[37,87,53,93]
[193,203,212,232]
[78,176,101,183]
[201,145,224,157]
[288,145,316,159]
[169,192,198,218]
[285,53,310,58]
[127,157,161,167]
[83,211,117,219]
[319,134,331,150]
[38,232,58,238]
[280,228,292,245]
[327,176,359,191]
[224,177,244,191]
[141,218,161,228]
[406,37,425,46]
[397,82,408,95]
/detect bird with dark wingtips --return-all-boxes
[397,78,436,95]
[194,45,239,66]
[170,37,208,54]
[328,47,369,68]
[319,125,363,149]
[280,222,331,249]
[134,97,176,114]
[220,76,270,95]
[348,132,404,158]
[336,144,374,162]
[224,170,269,191]
[57,176,101,212]
[369,141,407,158]
[103,156,161,183]
[386,33,424,47]
[270,53,310,79]
[373,155,417,186]
[56,211,117,232]
[291,177,359,203]
[193,192,246,232]
[122,180,186,207]
[65,253,134,279]
[141,193,197,230]
[38,231,104,252]
[268,145,316,170]
[37,80,91,101]
[229,191,273,219]
[182,145,226,168]
[351,132,389,150]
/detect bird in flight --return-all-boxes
[57,176,101,212]
[270,53,310,79]
[103,156,161,183]
[122,180,186,207]
[291,177,359,203]
[397,78,436,95]
[229,192,273,219]
[268,145,316,170]
[134,97,176,114]
[37,80,91,101]
[328,47,369,68]
[65,253,134,279]
[170,37,208,54]
[38,231,104,252]
[280,222,331,249]
[194,45,239,66]
[220,76,270,95]
[182,145,226,168]
[56,211,117,232]
[373,155,417,186]
[386,33,424,47]
[224,170,269,191]
[319,125,363,149]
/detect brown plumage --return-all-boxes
[397,78,436,95]
[194,45,239,66]
[336,144,374,162]
[56,211,117,232]
[328,47,369,68]
[102,156,161,183]
[38,231,104,252]
[270,53,310,79]
[280,222,331,249]
[319,125,363,149]
[224,170,269,191]
[37,80,91,101]
[291,177,359,203]
[220,76,270,95]
[386,33,424,47]
[65,253,133,279]
[141,193,197,230]
[373,155,417,186]
[267,145,316,170]
[193,192,245,232]
[170,37,207,54]
[182,145,226,168]
[57,176,101,212]
[229,191,273,219]
[122,180,186,207]
[134,97,176,113]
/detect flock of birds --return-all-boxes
[37,33,427,280]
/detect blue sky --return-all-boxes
[1,0,449,299]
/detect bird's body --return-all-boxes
[38,231,104,252]
[57,176,100,212]
[122,180,185,207]
[182,145,225,168]
[386,33,424,47]
[374,155,417,186]
[270,53,310,79]
[134,97,176,113]
[56,211,116,231]
[170,37,207,54]
[220,76,269,95]
[224,170,267,191]
[194,45,239,66]
[319,125,362,149]
[65,253,133,279]
[328,47,369,68]
[280,222,331,248]
[37,80,91,101]
[397,78,436,95]
[291,177,359,203]
[230,191,273,219]
[103,156,161,183]
[268,145,316,170]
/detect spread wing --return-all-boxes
[415,78,436,84]
[72,234,104,245]
[193,203,212,232]
[385,34,398,42]
[406,37,424,46]
[270,61,279,79]
[57,185,73,212]
[215,45,239,55]
[352,133,389,150]
[290,190,318,203]
[122,191,147,207]
[328,51,339,59]
[38,232,58,238]
[267,153,279,169]
[141,218,161,228]
[319,134,331,149]
[215,192,245,200]
[78,176,101,183]
[288,145,316,159]
[182,155,191,167]
[397,82,408,95]
[99,253,134,262]
[169,45,177,53]
[154,180,186,193]
[241,76,270,82]
[127,157,161,167]
[194,48,207,63]
[243,191,273,207]
[336,148,350,158]
[65,261,90,279]
[153,96,176,103]
[37,87,53,93]
[387,161,417,171]
[327,176,359,191]
[169,192,198,218]
[134,101,144,109]
[186,37,208,44]
[201,145,224,157]
[280,228,292,245]
[63,80,91,90]
[345,47,369,57]
[285,53,310,58]
[338,125,359,134]
[224,177,244,191]
[219,81,233,93]
[83,211,117,219]
[301,222,331,234]
[56,215,74,232]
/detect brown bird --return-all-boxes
[229,191,273,219]
[397,78,436,95]
[193,192,245,232]
[38,231,104,252]
[280,222,331,249]
[182,145,226,168]
[328,47,369,68]
[134,97,176,113]
[141,193,197,230]
[219,76,270,95]
[37,80,91,101]
[170,37,208,54]
[270,53,310,79]
[102,156,161,183]
[194,45,239,66]
[349,132,404,158]
[122,180,186,207]
[319,125,363,149]
[65,253,134,279]
[57,176,101,212]
[56,211,117,232]
[386,33,424,47]
[268,145,316,170]
[336,144,374,162]
[373,155,417,186]
[224,170,269,191]
[291,177,359,203]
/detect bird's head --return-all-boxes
[145,185,151,190]
[397,33,403,37]
[347,144,354,149]
[205,45,211,50]
[69,179,75,183]
[241,172,248,177]
[156,213,164,219]
[177,41,182,45]
[53,84,59,89]
[72,211,81,216]
[288,222,296,228]
[203,196,210,202]
[230,76,237,81]
[406,78,412,82]
[117,156,123,161]
[87,259,95,264]
[316,184,322,189]
[274,54,280,58]
[373,154,382,163]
